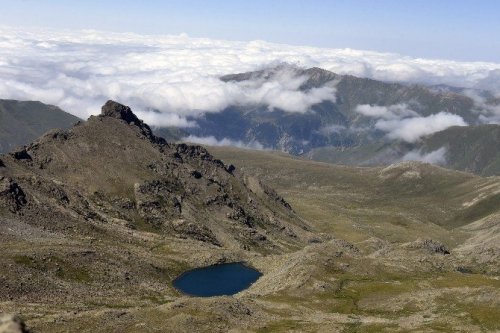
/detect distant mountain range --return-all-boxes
[1,66,500,175]
[173,65,500,175]
[178,66,481,153]
[0,99,80,154]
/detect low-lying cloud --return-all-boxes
[355,104,418,119]
[355,104,467,142]
[136,111,197,127]
[402,147,447,165]
[2,26,500,128]
[226,66,337,113]
[182,135,264,150]
[462,89,500,124]
[375,112,467,142]
[317,124,347,135]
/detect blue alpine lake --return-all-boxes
[173,262,262,297]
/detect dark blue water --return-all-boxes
[173,262,262,297]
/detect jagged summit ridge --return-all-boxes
[98,100,164,145]
[100,100,142,125]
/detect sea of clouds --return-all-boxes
[2,25,500,128]
[4,26,500,166]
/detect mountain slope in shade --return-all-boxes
[416,124,500,176]
[181,65,484,155]
[308,124,500,176]
[0,99,80,154]
[157,65,500,176]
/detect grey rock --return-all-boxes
[410,239,450,255]
[0,177,27,212]
[101,100,143,126]
[10,149,31,161]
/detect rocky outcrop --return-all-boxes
[175,143,226,169]
[260,181,293,211]
[10,149,31,161]
[99,100,165,145]
[172,219,221,246]
[0,177,27,212]
[227,206,255,227]
[134,180,183,227]
[226,164,236,174]
[408,239,450,255]
[100,100,144,127]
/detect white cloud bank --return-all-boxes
[355,104,418,119]
[376,112,467,142]
[230,68,337,113]
[1,26,500,128]
[355,104,467,142]
[402,147,447,165]
[462,89,500,124]
[182,135,264,150]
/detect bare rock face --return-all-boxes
[10,149,31,161]
[0,177,27,212]
[0,314,31,333]
[408,239,450,255]
[99,100,164,144]
[134,180,183,227]
[101,100,143,126]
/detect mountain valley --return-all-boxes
[0,101,499,332]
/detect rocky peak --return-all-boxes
[99,100,164,145]
[0,99,310,252]
[0,177,27,212]
[101,100,142,126]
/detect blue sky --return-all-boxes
[1,0,499,62]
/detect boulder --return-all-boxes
[0,314,31,333]
[409,239,450,255]
[100,100,166,145]
[101,100,143,126]
[10,148,31,161]
[0,177,27,212]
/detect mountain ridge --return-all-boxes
[0,99,80,154]
[182,65,486,154]
[1,100,311,252]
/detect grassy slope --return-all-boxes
[211,147,500,242]
[2,141,499,332]
[208,147,500,332]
